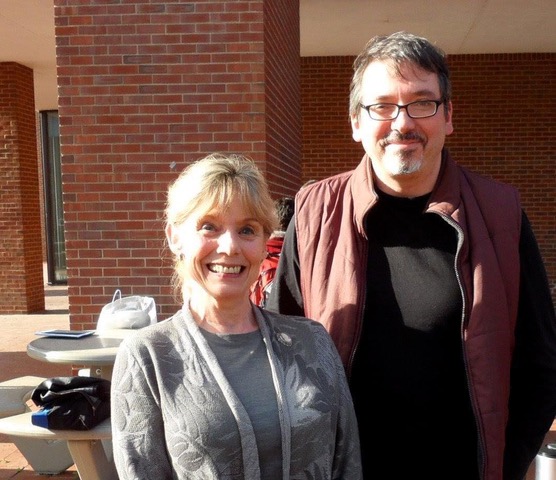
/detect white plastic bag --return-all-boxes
[96,289,157,331]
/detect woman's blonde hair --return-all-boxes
[165,153,278,296]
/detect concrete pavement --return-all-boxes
[0,282,77,479]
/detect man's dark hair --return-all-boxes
[349,31,451,117]
[275,197,294,232]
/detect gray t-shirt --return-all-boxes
[201,329,282,480]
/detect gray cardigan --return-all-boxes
[111,305,362,479]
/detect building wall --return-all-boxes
[448,53,555,296]
[300,53,556,303]
[53,0,301,326]
[263,0,302,195]
[47,0,555,322]
[0,62,44,313]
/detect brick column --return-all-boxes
[54,0,301,326]
[0,62,45,313]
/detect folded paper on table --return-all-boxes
[35,329,95,339]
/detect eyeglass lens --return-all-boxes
[365,101,439,120]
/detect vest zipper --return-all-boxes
[435,211,487,480]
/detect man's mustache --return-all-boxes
[382,131,425,146]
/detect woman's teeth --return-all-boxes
[209,264,242,274]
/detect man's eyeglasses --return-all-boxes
[360,100,444,121]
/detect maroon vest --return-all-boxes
[295,150,521,479]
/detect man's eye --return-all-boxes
[372,104,395,112]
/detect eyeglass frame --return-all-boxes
[359,99,445,121]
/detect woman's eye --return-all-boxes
[199,222,216,232]
[240,226,256,235]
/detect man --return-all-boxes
[267,31,556,480]
[250,196,294,307]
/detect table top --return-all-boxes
[27,329,133,366]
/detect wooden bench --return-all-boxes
[0,376,74,474]
[0,412,116,480]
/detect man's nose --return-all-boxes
[391,107,416,132]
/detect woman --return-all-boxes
[111,153,362,479]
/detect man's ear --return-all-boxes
[445,100,454,136]
[351,113,363,143]
[165,223,182,255]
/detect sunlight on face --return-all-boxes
[172,197,268,303]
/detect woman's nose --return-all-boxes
[217,230,239,255]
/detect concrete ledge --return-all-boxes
[0,375,46,418]
[0,412,111,441]
[0,412,114,480]
[0,411,75,474]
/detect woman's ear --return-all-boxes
[165,223,182,255]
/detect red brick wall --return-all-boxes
[263,0,302,194]
[51,0,554,323]
[301,56,363,181]
[0,62,44,313]
[301,53,556,303]
[448,53,555,302]
[54,0,300,326]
